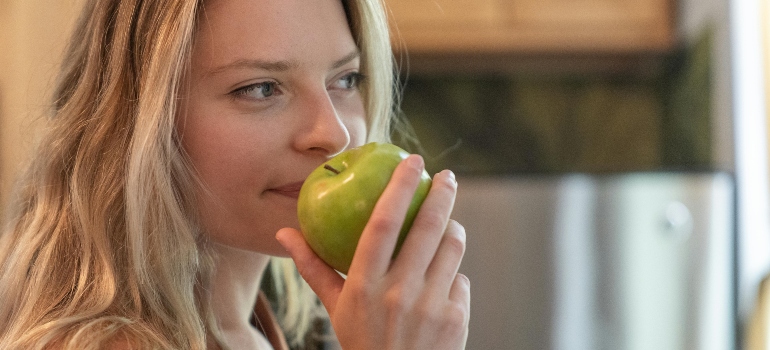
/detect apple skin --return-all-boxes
[297,142,432,274]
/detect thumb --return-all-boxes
[276,227,344,313]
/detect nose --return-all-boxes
[293,90,351,157]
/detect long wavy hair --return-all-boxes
[0,0,396,349]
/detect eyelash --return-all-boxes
[230,81,281,100]
[229,72,365,101]
[334,72,365,90]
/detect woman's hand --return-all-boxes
[277,154,470,350]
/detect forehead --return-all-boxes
[192,0,357,71]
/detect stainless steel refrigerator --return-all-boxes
[454,173,734,349]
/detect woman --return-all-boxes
[0,0,470,349]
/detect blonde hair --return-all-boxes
[0,0,397,349]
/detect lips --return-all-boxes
[269,181,304,199]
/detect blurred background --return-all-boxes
[1,0,770,349]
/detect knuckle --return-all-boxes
[292,252,319,281]
[442,302,469,333]
[383,285,411,316]
[346,279,375,302]
[444,225,466,257]
[414,297,468,335]
[294,260,312,280]
[415,302,438,325]
[366,214,399,233]
[347,280,364,295]
[417,211,446,231]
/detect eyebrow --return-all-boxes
[206,58,296,77]
[330,50,360,70]
[206,50,360,77]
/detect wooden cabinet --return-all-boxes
[385,0,675,55]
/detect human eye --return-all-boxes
[230,80,281,100]
[330,72,365,90]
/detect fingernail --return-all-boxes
[438,169,456,186]
[447,170,456,184]
[406,154,424,170]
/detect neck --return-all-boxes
[209,242,272,331]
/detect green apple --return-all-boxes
[297,142,432,274]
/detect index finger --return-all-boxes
[346,154,425,279]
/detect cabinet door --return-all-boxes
[386,0,506,29]
[511,0,666,25]
[385,0,674,54]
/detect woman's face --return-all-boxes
[177,0,366,256]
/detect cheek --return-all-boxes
[180,129,282,252]
[180,119,256,187]
[347,116,367,147]
[176,108,264,219]
[338,94,368,146]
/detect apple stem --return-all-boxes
[324,164,340,175]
